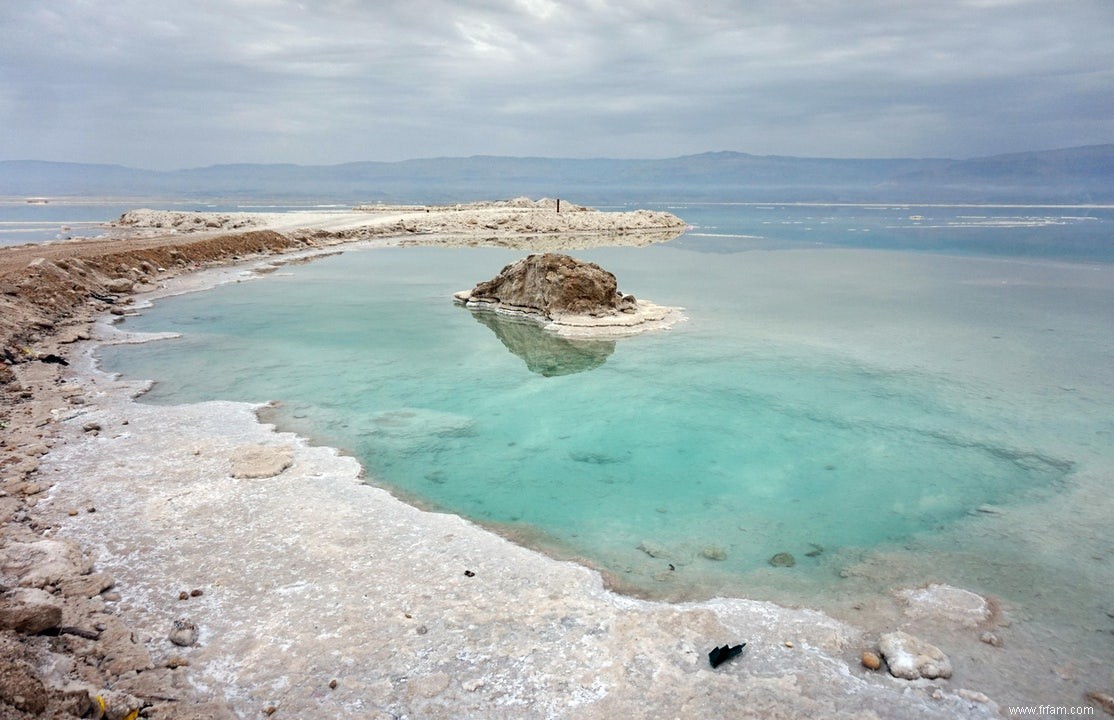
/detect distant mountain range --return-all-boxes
[2,144,1112,204]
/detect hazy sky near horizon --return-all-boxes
[2,0,1112,169]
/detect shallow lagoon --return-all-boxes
[96,208,1114,705]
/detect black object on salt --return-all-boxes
[708,643,746,669]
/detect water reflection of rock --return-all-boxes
[471,311,615,376]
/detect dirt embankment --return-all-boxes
[0,230,308,371]
[0,229,319,719]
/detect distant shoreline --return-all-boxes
[4,143,1113,205]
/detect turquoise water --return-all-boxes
[97,228,1113,603]
[642,201,1114,263]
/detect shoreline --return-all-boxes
[0,203,1099,717]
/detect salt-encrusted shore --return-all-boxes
[0,201,1016,718]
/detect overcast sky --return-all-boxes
[2,0,1112,169]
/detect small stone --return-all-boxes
[264,706,277,715]
[878,631,952,680]
[861,651,882,670]
[768,552,795,567]
[82,421,101,433]
[463,569,475,577]
[68,509,78,516]
[783,640,794,648]
[328,679,338,689]
[0,587,63,633]
[416,625,429,635]
[701,545,727,561]
[168,618,198,647]
[179,591,189,600]
[166,655,190,669]
[190,588,203,597]
[979,631,1002,647]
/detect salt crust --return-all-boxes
[37,247,1000,719]
[897,584,993,628]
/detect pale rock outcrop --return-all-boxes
[878,630,953,680]
[0,587,63,634]
[103,278,135,294]
[0,539,92,588]
[59,572,115,599]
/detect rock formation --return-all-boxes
[453,253,684,338]
[878,630,953,680]
[460,253,636,317]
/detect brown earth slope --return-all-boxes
[0,229,318,718]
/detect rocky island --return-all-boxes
[453,253,684,337]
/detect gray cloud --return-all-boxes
[1,0,1111,168]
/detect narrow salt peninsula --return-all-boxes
[112,197,687,249]
[0,200,1004,719]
